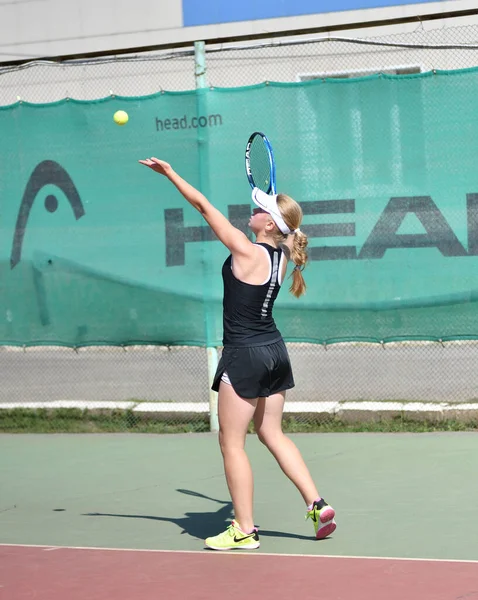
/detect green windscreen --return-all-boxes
[1,69,478,346]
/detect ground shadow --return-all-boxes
[83,489,233,540]
[82,489,315,541]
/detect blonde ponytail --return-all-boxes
[273,194,308,298]
[289,229,308,298]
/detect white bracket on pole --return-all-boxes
[194,41,207,89]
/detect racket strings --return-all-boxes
[249,136,272,193]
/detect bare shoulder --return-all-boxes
[231,242,274,283]
[233,241,268,262]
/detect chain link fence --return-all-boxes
[2,22,478,103]
[2,21,478,432]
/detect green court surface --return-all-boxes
[1,432,477,561]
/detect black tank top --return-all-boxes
[221,243,284,347]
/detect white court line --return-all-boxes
[0,543,477,564]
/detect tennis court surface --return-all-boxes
[1,432,477,599]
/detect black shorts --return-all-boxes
[211,339,295,399]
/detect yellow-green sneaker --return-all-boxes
[306,498,336,540]
[205,521,260,551]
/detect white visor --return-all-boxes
[251,188,291,234]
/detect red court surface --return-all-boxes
[1,544,477,600]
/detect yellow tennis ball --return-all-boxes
[113,110,129,126]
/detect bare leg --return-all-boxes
[253,391,319,506]
[218,381,258,532]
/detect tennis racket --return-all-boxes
[245,131,277,194]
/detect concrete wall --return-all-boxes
[0,0,472,62]
[1,1,478,105]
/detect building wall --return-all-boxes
[1,0,478,105]
[0,0,469,62]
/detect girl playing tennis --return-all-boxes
[140,156,336,550]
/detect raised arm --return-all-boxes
[140,157,253,257]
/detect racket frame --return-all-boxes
[245,131,277,194]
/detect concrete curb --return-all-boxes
[1,400,478,423]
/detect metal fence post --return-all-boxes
[195,41,219,433]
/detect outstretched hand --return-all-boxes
[138,157,172,176]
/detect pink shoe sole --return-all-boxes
[319,506,336,524]
[316,520,336,540]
